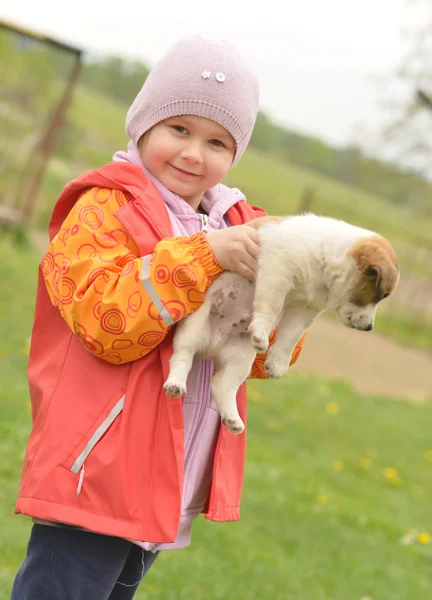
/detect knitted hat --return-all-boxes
[126,35,260,166]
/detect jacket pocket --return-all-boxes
[63,390,125,474]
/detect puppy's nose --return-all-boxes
[365,324,373,331]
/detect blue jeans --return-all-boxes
[11,524,159,600]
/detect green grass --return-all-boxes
[141,377,432,600]
[0,235,40,596]
[1,237,432,599]
[374,313,432,353]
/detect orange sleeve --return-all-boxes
[42,186,222,364]
[248,332,307,380]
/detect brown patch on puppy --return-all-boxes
[348,235,399,306]
[246,216,287,230]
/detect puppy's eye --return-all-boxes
[377,292,390,302]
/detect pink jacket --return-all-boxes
[17,163,306,545]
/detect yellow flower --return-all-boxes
[360,457,372,468]
[384,467,398,478]
[326,403,340,415]
[316,494,328,505]
[269,422,282,433]
[332,460,344,471]
[424,450,432,462]
[417,532,431,545]
[384,467,401,486]
[248,388,262,403]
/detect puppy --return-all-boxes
[163,214,399,434]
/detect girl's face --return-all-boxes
[139,115,236,210]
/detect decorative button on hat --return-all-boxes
[126,35,260,165]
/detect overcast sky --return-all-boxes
[2,0,427,155]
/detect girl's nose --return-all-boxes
[180,140,203,164]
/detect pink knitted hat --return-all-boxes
[126,35,260,166]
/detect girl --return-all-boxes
[12,35,304,599]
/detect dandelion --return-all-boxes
[332,460,344,471]
[326,403,340,415]
[269,422,282,433]
[384,467,398,478]
[384,467,401,486]
[248,388,262,403]
[424,450,432,462]
[316,494,328,505]
[417,532,431,545]
[360,457,372,469]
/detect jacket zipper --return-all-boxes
[183,212,212,470]
[149,359,212,552]
[199,213,209,234]
[183,359,211,473]
[148,214,211,551]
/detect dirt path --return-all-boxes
[30,231,432,403]
[295,317,431,402]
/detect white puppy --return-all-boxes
[163,214,399,434]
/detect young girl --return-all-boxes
[12,35,304,599]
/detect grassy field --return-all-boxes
[1,236,432,599]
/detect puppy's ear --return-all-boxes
[364,265,380,290]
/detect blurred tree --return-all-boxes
[80,55,150,105]
[250,111,432,211]
[383,0,432,174]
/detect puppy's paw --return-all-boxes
[163,380,187,398]
[248,321,269,353]
[221,414,245,435]
[264,355,289,379]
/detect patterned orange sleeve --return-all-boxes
[42,187,223,364]
[248,332,307,379]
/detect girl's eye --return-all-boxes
[171,125,188,134]
[209,139,226,148]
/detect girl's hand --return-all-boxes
[207,225,260,282]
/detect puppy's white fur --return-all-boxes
[164,214,399,434]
